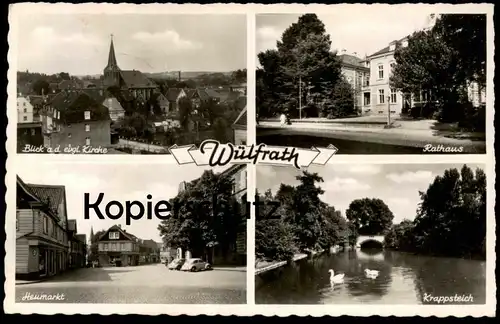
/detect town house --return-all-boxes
[67,220,87,269]
[41,90,111,149]
[16,176,69,280]
[232,104,247,145]
[97,225,141,266]
[338,53,370,114]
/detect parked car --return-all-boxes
[180,258,212,272]
[167,258,186,270]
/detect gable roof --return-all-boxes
[367,36,409,58]
[50,91,110,124]
[68,219,77,232]
[75,234,87,244]
[98,224,135,242]
[24,182,66,223]
[338,54,369,70]
[120,70,157,89]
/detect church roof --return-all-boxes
[120,70,157,89]
[104,37,120,72]
[165,88,184,101]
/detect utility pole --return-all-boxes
[387,95,391,126]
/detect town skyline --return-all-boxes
[15,14,247,75]
[16,158,232,242]
[256,11,436,59]
[257,163,484,225]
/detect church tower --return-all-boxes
[103,35,121,88]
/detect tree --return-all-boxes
[346,198,394,236]
[255,190,297,261]
[59,72,70,80]
[157,170,242,259]
[412,165,486,258]
[384,219,415,251]
[178,97,193,131]
[212,117,229,143]
[32,79,50,95]
[88,230,105,262]
[330,77,356,118]
[256,14,342,118]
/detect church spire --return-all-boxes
[105,34,119,71]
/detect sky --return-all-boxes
[17,159,232,243]
[257,163,485,225]
[256,10,435,60]
[15,14,247,75]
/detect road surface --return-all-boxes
[16,264,246,304]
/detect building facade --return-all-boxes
[67,220,87,269]
[362,37,409,116]
[97,225,141,267]
[338,53,370,114]
[16,176,69,280]
[17,96,35,123]
[232,105,247,145]
[40,91,112,149]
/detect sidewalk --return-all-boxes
[16,278,49,286]
[255,253,308,275]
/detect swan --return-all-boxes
[328,269,345,284]
[364,269,379,279]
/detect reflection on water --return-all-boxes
[255,249,486,305]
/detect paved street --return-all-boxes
[16,264,246,304]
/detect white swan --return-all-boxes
[328,269,345,284]
[364,269,379,279]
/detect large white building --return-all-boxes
[362,37,410,116]
[338,53,370,114]
[17,96,35,123]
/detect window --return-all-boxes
[23,108,27,113]
[390,89,397,103]
[109,232,119,240]
[43,216,48,234]
[31,129,35,136]
[378,65,384,79]
[23,116,27,121]
[16,211,19,231]
[85,124,90,132]
[84,111,91,120]
[379,89,385,104]
[85,137,91,146]
[104,243,109,251]
[111,243,117,251]
[68,133,72,138]
[121,243,126,251]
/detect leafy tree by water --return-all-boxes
[346,198,395,236]
[385,165,486,259]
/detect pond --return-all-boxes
[255,249,486,305]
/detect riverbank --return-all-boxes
[255,249,326,275]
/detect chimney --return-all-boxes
[178,71,181,82]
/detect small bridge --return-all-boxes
[356,235,385,248]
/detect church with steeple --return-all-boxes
[103,35,158,101]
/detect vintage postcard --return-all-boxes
[4,2,496,318]
[256,10,489,155]
[11,6,247,155]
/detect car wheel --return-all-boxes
[191,266,197,272]
[205,264,212,270]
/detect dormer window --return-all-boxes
[109,232,119,239]
[402,40,408,48]
[389,44,396,51]
[84,111,91,120]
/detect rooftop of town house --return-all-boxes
[338,54,370,71]
[48,90,111,124]
[367,35,409,58]
[17,175,67,225]
[75,234,87,244]
[165,88,184,101]
[68,219,77,232]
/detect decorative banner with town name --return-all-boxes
[168,140,338,169]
